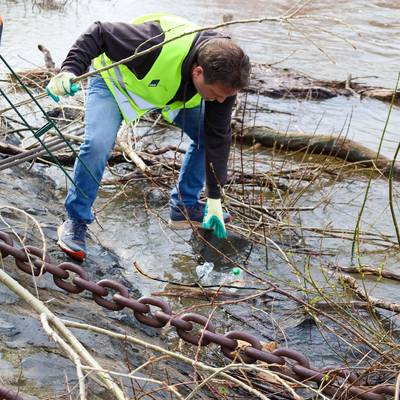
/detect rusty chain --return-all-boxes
[0,384,24,400]
[0,232,395,400]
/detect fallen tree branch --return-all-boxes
[248,63,400,104]
[80,365,186,400]
[115,122,150,175]
[329,264,400,282]
[236,126,400,178]
[339,273,400,313]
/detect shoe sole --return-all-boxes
[57,225,86,262]
[57,239,85,262]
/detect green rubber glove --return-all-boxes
[46,72,79,102]
[202,198,227,239]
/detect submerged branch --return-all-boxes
[340,273,400,313]
[235,126,400,178]
[330,265,400,282]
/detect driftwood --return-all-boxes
[340,274,400,313]
[0,140,23,156]
[2,124,399,179]
[38,44,56,69]
[235,126,400,178]
[0,137,181,169]
[0,139,127,167]
[329,265,400,282]
[248,63,400,104]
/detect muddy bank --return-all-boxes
[0,145,397,399]
[0,164,206,399]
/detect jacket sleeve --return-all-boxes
[204,95,235,199]
[61,21,164,77]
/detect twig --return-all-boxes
[184,363,302,400]
[40,313,86,400]
[115,121,150,174]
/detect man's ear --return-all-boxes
[192,64,203,78]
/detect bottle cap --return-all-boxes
[232,267,241,275]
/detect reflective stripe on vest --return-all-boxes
[164,107,180,122]
[111,58,155,110]
[101,54,157,112]
[102,59,138,121]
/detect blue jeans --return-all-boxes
[65,74,205,223]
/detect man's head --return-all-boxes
[192,38,250,103]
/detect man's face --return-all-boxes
[192,65,237,103]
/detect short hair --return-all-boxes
[196,38,251,89]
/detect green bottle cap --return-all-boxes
[232,267,241,275]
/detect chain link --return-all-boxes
[133,297,172,328]
[0,232,395,400]
[0,384,24,400]
[0,241,29,262]
[347,386,386,400]
[221,331,262,363]
[200,329,237,349]
[272,347,310,368]
[74,276,108,297]
[14,245,50,276]
[321,366,357,383]
[170,314,193,331]
[113,293,150,314]
[175,313,215,346]
[0,232,13,256]
[53,262,88,293]
[92,279,129,311]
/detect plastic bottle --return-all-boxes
[221,267,243,292]
[195,262,214,285]
[229,267,242,285]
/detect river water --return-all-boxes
[1,0,400,372]
[1,0,400,155]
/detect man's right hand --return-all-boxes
[46,72,79,102]
[202,198,227,239]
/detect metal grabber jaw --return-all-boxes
[0,16,98,197]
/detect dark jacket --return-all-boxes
[61,20,235,198]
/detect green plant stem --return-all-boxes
[351,73,400,263]
[388,140,400,245]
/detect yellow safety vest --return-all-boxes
[92,13,202,123]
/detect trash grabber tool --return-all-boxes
[0,17,98,196]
